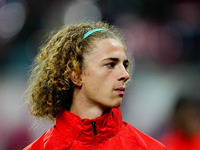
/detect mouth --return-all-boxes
[114,87,125,96]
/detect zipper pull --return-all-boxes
[92,121,97,135]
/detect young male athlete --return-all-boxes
[24,22,166,150]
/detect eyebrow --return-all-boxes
[103,57,129,64]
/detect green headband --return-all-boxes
[82,28,106,39]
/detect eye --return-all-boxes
[123,62,130,71]
[124,64,128,69]
[106,62,115,69]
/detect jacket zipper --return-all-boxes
[92,121,97,150]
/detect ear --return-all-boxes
[70,70,82,87]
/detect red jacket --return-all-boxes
[24,108,166,150]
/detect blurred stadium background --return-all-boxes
[0,0,199,149]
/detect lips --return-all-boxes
[114,87,125,96]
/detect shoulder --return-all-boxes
[121,122,167,150]
[23,126,72,150]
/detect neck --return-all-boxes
[69,88,106,119]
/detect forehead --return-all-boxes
[85,38,127,60]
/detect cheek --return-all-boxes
[86,73,101,89]
[82,69,98,87]
[83,72,105,93]
[82,64,115,90]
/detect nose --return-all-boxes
[118,66,130,82]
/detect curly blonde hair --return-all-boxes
[26,21,125,121]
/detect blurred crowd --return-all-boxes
[160,96,200,150]
[0,0,200,149]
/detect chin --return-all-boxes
[102,103,121,110]
[101,98,122,109]
[110,100,122,108]
[112,105,121,109]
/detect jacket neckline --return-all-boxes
[55,108,123,144]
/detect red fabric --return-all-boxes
[24,108,166,150]
[161,129,200,150]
